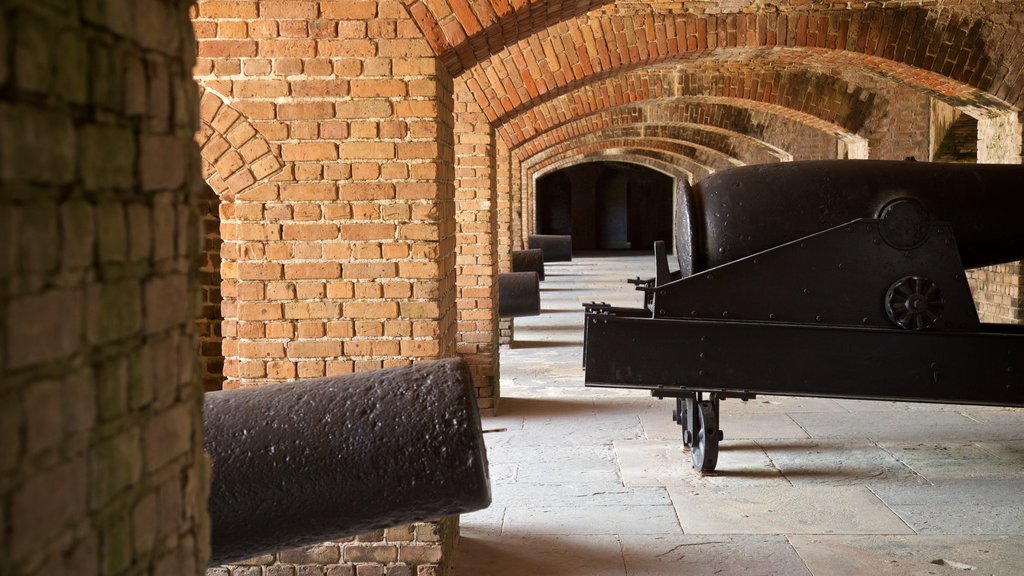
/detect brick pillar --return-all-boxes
[1,1,209,575]
[193,1,459,573]
[511,154,524,250]
[197,182,225,391]
[969,111,1023,324]
[454,80,499,414]
[496,141,514,346]
[864,84,930,161]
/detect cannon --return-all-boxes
[512,248,546,280]
[204,358,490,565]
[583,160,1024,472]
[498,271,541,318]
[528,234,573,262]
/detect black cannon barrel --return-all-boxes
[528,234,573,262]
[512,249,546,280]
[498,272,541,318]
[678,160,1024,273]
[204,358,490,566]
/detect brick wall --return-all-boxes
[0,1,209,575]
[192,0,459,573]
[197,182,225,391]
[454,80,499,413]
[968,110,1022,324]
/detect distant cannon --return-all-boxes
[528,234,572,262]
[205,359,490,565]
[584,160,1024,472]
[498,272,541,318]
[512,249,546,280]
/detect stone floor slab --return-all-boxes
[455,534,627,576]
[615,439,784,488]
[870,480,1024,535]
[878,441,1024,482]
[789,535,1024,575]
[503,503,682,535]
[669,485,915,535]
[491,481,672,508]
[788,411,991,442]
[620,534,812,576]
[759,439,924,486]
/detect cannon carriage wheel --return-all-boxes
[672,392,722,473]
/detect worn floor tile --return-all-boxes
[621,534,812,576]
[669,485,914,535]
[788,411,989,442]
[503,504,682,535]
[759,439,923,486]
[455,534,627,576]
[615,439,784,488]
[878,441,1024,481]
[491,481,672,508]
[790,535,1024,575]
[870,480,1024,535]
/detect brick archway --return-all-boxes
[194,86,289,388]
[528,121,789,166]
[536,153,693,183]
[423,4,1023,124]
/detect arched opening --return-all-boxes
[535,161,674,252]
[196,181,224,391]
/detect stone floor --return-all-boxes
[455,253,1024,576]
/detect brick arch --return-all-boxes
[536,154,693,184]
[403,0,613,74]
[453,4,1022,125]
[525,140,715,182]
[515,98,870,162]
[524,120,789,165]
[194,85,290,389]
[527,130,745,172]
[522,143,710,238]
[196,86,286,199]
[498,61,896,151]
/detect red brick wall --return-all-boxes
[454,80,500,413]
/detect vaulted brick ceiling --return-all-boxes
[407,0,1024,165]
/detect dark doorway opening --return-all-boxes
[536,162,674,251]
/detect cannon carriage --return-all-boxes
[582,160,1024,472]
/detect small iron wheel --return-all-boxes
[690,400,720,473]
[674,397,693,447]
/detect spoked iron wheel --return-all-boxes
[689,396,721,473]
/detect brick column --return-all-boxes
[193,1,459,573]
[496,140,515,346]
[969,111,1023,324]
[1,0,209,574]
[454,81,499,414]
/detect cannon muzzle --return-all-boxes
[204,358,490,565]
[512,248,546,280]
[528,234,573,262]
[498,271,541,318]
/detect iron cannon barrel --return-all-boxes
[678,160,1024,274]
[528,234,573,262]
[512,248,546,280]
[498,271,541,318]
[204,358,491,566]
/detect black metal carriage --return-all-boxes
[582,160,1024,472]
